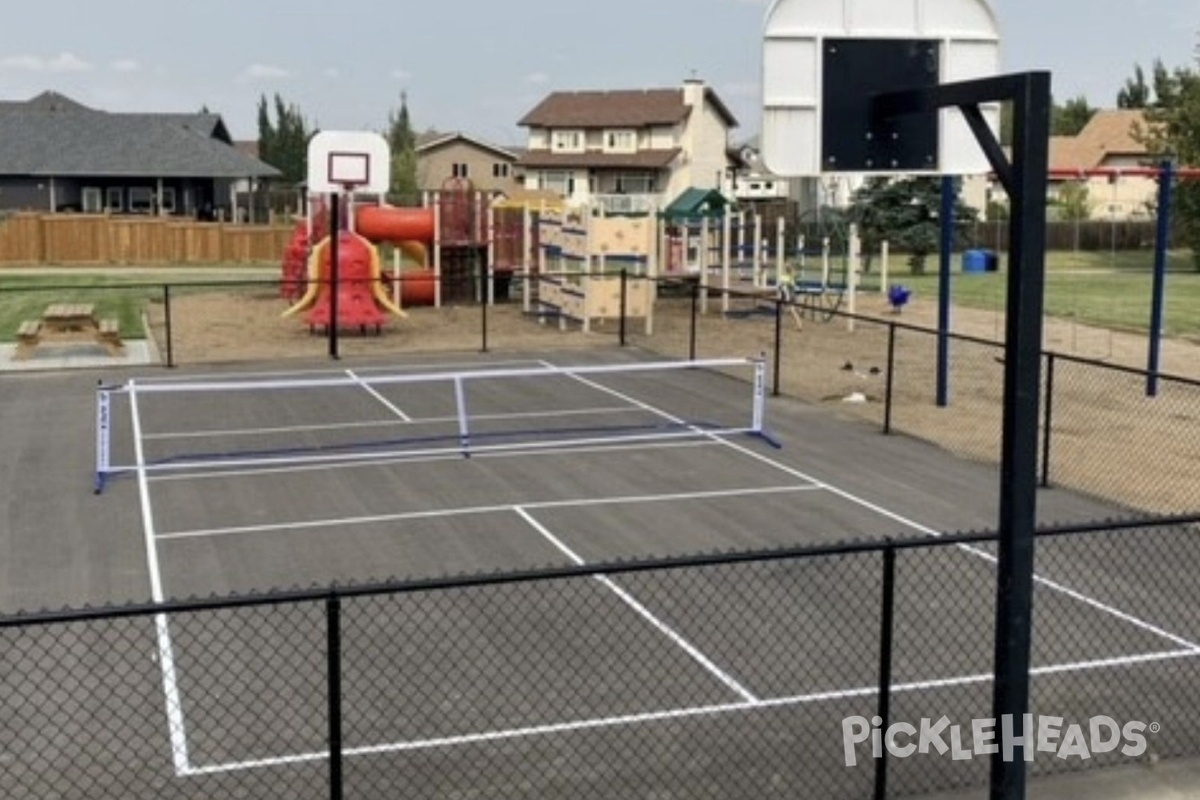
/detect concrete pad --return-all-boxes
[1,339,158,372]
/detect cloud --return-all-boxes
[525,71,550,85]
[236,63,290,82]
[0,52,94,72]
[390,68,412,81]
[323,67,340,79]
[110,59,141,73]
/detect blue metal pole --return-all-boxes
[937,175,955,407]
[1147,160,1173,397]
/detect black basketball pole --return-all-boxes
[877,72,1051,800]
[328,192,341,360]
[988,73,1051,800]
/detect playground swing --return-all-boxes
[776,236,851,324]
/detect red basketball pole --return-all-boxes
[1047,167,1200,179]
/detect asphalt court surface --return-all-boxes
[5,351,1200,798]
[118,357,1200,757]
[113,356,891,596]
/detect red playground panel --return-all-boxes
[305,233,389,331]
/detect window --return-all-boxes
[452,163,469,178]
[551,130,583,152]
[159,187,177,213]
[492,163,509,178]
[106,187,123,212]
[605,129,637,153]
[613,173,655,194]
[82,187,103,213]
[128,187,153,214]
[539,171,574,196]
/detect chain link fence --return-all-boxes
[3,518,1199,799]
[626,276,1200,518]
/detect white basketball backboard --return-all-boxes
[307,131,391,194]
[761,0,1001,176]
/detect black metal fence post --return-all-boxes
[689,280,699,362]
[161,284,175,369]
[481,292,489,353]
[773,299,783,397]
[874,543,897,800]
[329,193,341,361]
[1040,352,1056,488]
[883,323,896,434]
[619,269,628,347]
[326,594,343,800]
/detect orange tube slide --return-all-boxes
[355,205,435,244]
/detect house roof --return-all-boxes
[661,187,730,220]
[519,85,738,129]
[1049,109,1153,172]
[0,92,280,179]
[515,149,682,170]
[415,131,519,160]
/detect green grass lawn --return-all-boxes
[862,250,1200,338]
[0,268,277,342]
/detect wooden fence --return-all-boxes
[0,214,296,265]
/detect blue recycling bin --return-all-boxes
[962,249,988,273]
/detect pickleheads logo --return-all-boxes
[842,715,1157,766]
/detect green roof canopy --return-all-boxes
[661,187,730,220]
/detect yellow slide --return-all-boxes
[282,234,407,319]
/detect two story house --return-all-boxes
[516,79,738,214]
[415,132,524,194]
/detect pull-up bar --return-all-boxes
[1047,166,1200,180]
[1049,161,1196,395]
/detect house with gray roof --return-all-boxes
[0,91,280,218]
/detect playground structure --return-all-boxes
[277,168,880,336]
[534,208,656,332]
[279,178,498,331]
[661,207,873,330]
[281,202,435,331]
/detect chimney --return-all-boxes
[683,76,705,108]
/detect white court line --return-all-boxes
[128,380,191,775]
[146,438,721,483]
[557,364,1200,652]
[140,405,643,441]
[133,358,546,386]
[346,369,411,421]
[514,507,758,703]
[180,645,1200,776]
[155,484,821,541]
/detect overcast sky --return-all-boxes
[0,0,1194,146]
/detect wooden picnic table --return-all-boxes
[13,303,124,359]
[42,303,100,333]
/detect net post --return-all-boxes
[94,383,112,494]
[454,376,471,458]
[752,356,766,434]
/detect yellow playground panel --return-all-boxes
[535,208,657,333]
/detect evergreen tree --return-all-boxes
[386,92,420,200]
[256,93,313,185]
[848,177,979,274]
[1053,96,1096,136]
[1118,64,1151,108]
